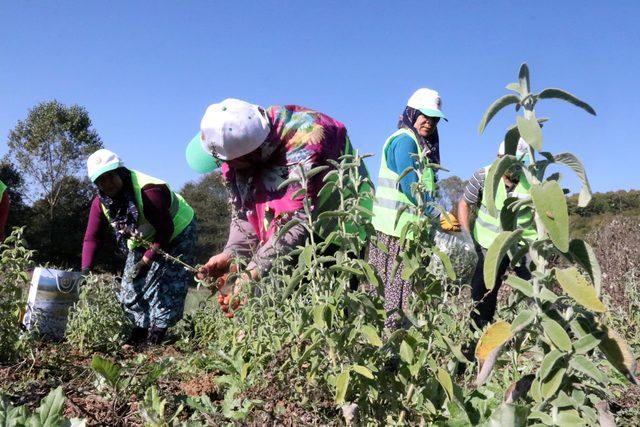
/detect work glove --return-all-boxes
[128,259,151,282]
[440,212,461,232]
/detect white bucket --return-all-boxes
[23,267,82,339]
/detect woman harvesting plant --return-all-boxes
[186,98,370,314]
[369,88,458,328]
[81,149,197,345]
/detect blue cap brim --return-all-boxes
[90,162,122,182]
[186,133,221,174]
[417,108,447,121]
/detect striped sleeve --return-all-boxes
[463,168,486,206]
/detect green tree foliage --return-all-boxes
[567,190,640,239]
[6,100,102,265]
[24,176,99,267]
[179,173,230,264]
[7,100,102,205]
[0,160,30,231]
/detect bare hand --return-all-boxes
[197,252,232,280]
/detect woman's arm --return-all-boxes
[81,197,107,271]
[388,134,434,207]
[459,169,486,232]
[246,212,308,277]
[141,185,174,262]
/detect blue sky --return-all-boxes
[1,1,638,195]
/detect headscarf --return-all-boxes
[398,106,440,165]
[97,168,139,253]
[220,105,346,242]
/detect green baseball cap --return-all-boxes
[186,133,221,174]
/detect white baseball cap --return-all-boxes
[407,88,447,121]
[199,98,270,161]
[498,138,529,156]
[87,149,124,182]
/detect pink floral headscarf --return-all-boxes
[221,105,347,242]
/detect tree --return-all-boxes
[179,173,231,264]
[438,175,467,214]
[0,159,30,231]
[6,100,102,257]
[7,100,102,214]
[24,176,97,267]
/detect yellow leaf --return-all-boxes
[555,267,606,313]
[475,321,512,364]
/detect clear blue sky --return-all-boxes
[1,1,638,195]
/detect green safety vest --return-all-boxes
[472,165,538,249]
[0,180,6,200]
[372,129,436,237]
[101,170,195,250]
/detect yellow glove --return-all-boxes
[440,212,461,232]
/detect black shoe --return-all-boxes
[146,327,167,345]
[127,327,148,345]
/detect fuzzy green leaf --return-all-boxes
[91,356,121,389]
[537,88,596,115]
[484,230,523,290]
[488,403,529,427]
[360,325,383,347]
[555,267,606,312]
[542,318,572,352]
[518,63,531,95]
[436,368,455,402]
[555,409,586,426]
[540,350,565,380]
[33,386,66,427]
[541,367,566,399]
[568,239,602,295]
[553,153,593,207]
[399,340,414,364]
[517,115,543,151]
[573,333,601,354]
[506,82,522,94]
[352,365,374,380]
[504,275,534,297]
[530,181,569,252]
[478,94,521,134]
[511,309,536,333]
[485,156,520,216]
[570,355,607,384]
[335,370,350,404]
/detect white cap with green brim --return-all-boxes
[498,138,531,164]
[87,149,124,182]
[186,132,221,174]
[407,88,447,121]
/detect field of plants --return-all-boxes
[1,65,639,426]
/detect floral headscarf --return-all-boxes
[97,168,138,253]
[220,105,347,242]
[399,106,440,165]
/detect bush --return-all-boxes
[0,228,34,363]
[65,273,130,353]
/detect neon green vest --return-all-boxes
[101,170,195,250]
[372,129,436,237]
[472,166,538,249]
[0,180,6,200]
